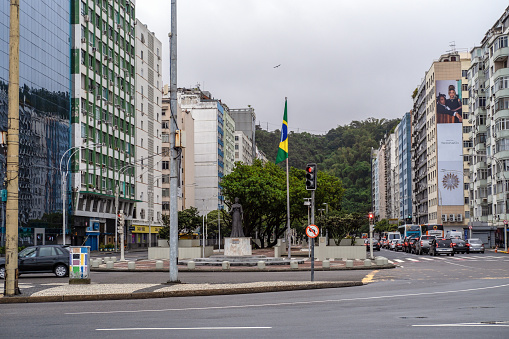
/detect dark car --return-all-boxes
[466,238,485,253]
[408,238,419,254]
[451,239,468,254]
[364,239,381,251]
[0,245,69,279]
[429,239,454,256]
[394,239,403,251]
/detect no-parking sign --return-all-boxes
[306,224,319,238]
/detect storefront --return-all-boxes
[130,224,162,249]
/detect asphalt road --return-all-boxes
[1,249,508,338]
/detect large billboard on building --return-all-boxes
[436,80,463,206]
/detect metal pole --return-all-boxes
[5,0,20,297]
[307,202,310,258]
[167,0,179,283]
[218,207,221,251]
[62,172,66,245]
[115,185,119,252]
[310,190,315,282]
[119,210,125,262]
[286,156,291,259]
[369,216,374,260]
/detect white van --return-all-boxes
[387,232,401,241]
[446,231,463,239]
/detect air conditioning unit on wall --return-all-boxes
[449,214,455,222]
[441,214,447,222]
[456,214,463,222]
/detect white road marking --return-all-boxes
[420,257,434,261]
[66,283,509,315]
[96,327,272,331]
[388,260,394,264]
[413,322,509,327]
[406,258,419,262]
[394,259,405,263]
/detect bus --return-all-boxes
[421,224,444,238]
[398,224,422,238]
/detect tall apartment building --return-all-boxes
[178,88,233,215]
[398,112,413,222]
[230,107,256,163]
[384,132,399,219]
[413,51,471,233]
[72,0,137,249]
[130,19,163,247]
[0,1,70,246]
[412,80,428,224]
[223,109,235,175]
[162,88,195,213]
[469,6,509,246]
[234,131,254,164]
[372,145,386,220]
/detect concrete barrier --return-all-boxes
[257,261,265,269]
[187,261,196,270]
[106,261,114,269]
[315,245,366,261]
[222,261,230,270]
[110,256,117,263]
[91,259,99,268]
[155,260,163,269]
[103,257,110,263]
[375,257,384,266]
[364,259,372,267]
[345,260,354,268]
[128,261,136,270]
[322,259,330,269]
[290,260,299,269]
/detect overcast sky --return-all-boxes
[137,0,509,134]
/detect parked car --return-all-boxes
[451,239,468,254]
[415,235,436,255]
[429,239,454,256]
[364,239,381,251]
[466,238,485,253]
[0,245,69,279]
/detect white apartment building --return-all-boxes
[469,6,509,247]
[234,131,253,165]
[129,20,163,247]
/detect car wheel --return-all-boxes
[481,251,484,254]
[451,253,454,256]
[0,265,5,279]
[54,264,68,278]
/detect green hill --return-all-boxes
[255,117,401,214]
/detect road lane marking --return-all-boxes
[413,322,509,327]
[66,283,509,315]
[362,270,379,284]
[406,258,419,262]
[420,257,433,260]
[394,259,405,263]
[96,327,272,331]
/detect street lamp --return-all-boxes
[59,143,102,246]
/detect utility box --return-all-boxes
[69,246,91,284]
[175,130,186,148]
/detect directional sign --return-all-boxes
[306,224,319,238]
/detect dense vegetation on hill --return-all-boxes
[255,118,401,214]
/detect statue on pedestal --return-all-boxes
[230,197,245,237]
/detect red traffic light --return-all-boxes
[368,212,374,219]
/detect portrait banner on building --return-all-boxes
[436,80,463,206]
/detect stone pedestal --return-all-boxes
[224,237,252,256]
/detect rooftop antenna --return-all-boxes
[448,41,457,53]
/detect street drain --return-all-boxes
[399,316,428,319]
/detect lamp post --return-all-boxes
[59,143,101,246]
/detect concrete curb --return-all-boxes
[0,281,363,304]
[91,263,396,273]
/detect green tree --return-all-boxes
[158,207,202,239]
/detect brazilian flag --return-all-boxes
[275,99,288,164]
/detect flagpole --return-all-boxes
[286,156,291,259]
[285,97,291,259]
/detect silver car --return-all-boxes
[466,238,485,253]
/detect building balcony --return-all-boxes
[494,108,509,121]
[493,46,509,63]
[493,67,509,82]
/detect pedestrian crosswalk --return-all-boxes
[388,255,509,264]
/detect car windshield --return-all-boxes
[437,240,452,247]
[18,247,37,258]
[469,239,482,244]
[421,236,434,240]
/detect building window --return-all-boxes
[162,133,169,143]
[162,120,169,129]
[162,188,169,197]
[162,161,169,170]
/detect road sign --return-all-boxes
[504,220,508,225]
[468,225,472,230]
[306,224,319,238]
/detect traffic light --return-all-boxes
[117,210,124,234]
[305,163,317,190]
[368,212,374,221]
